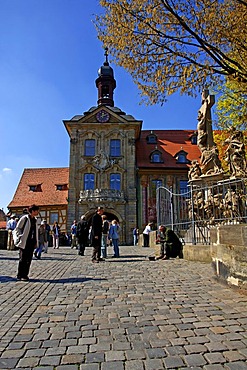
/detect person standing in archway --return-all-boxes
[91,207,104,263]
[76,215,89,256]
[101,215,109,258]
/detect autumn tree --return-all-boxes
[216,80,247,131]
[95,0,247,105]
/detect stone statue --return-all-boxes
[188,160,202,181]
[223,188,241,220]
[197,90,223,176]
[93,150,114,171]
[224,127,247,178]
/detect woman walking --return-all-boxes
[108,220,120,258]
[34,221,47,259]
[52,221,60,249]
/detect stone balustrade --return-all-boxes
[79,188,126,204]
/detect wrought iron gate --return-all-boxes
[156,186,198,244]
[156,178,247,245]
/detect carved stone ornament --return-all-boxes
[188,160,202,181]
[79,188,126,205]
[92,150,115,171]
[224,127,247,178]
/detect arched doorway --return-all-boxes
[102,211,119,223]
[84,208,125,244]
[84,209,121,225]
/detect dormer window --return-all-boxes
[56,184,68,191]
[146,131,157,144]
[175,150,190,164]
[29,184,42,192]
[150,150,163,163]
[191,134,197,145]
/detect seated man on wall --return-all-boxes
[156,225,183,260]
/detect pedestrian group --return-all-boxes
[9,203,182,281]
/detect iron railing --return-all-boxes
[156,178,247,245]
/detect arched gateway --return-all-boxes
[83,209,123,244]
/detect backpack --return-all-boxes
[13,216,28,248]
[102,220,109,234]
[77,220,88,237]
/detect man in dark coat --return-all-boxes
[15,204,40,281]
[91,207,104,263]
[156,225,183,260]
[76,215,89,256]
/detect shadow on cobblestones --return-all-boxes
[38,256,76,261]
[0,256,18,261]
[0,276,17,283]
[33,277,107,283]
[107,258,145,263]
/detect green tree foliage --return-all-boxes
[96,0,247,105]
[216,80,247,131]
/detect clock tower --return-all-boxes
[64,49,142,245]
[95,47,116,107]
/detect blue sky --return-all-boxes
[0,0,208,212]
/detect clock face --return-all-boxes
[96,110,110,123]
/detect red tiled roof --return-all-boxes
[0,221,7,229]
[8,168,69,208]
[136,130,201,168]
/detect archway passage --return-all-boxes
[85,210,119,225]
[103,212,119,223]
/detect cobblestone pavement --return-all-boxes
[0,246,247,370]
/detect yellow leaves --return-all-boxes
[213,131,229,172]
[95,0,247,105]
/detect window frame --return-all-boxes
[50,212,59,225]
[84,139,96,157]
[150,150,163,163]
[146,133,157,144]
[110,173,121,191]
[191,135,197,145]
[176,150,190,164]
[179,180,189,196]
[110,139,121,157]
[84,173,95,190]
[28,184,42,192]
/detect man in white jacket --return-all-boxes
[14,204,39,281]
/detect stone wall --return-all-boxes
[211,224,247,292]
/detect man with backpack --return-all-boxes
[76,215,89,256]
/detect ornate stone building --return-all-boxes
[63,51,200,244]
[8,51,201,244]
[64,51,142,244]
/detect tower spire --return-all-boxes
[104,47,109,65]
[95,48,116,107]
